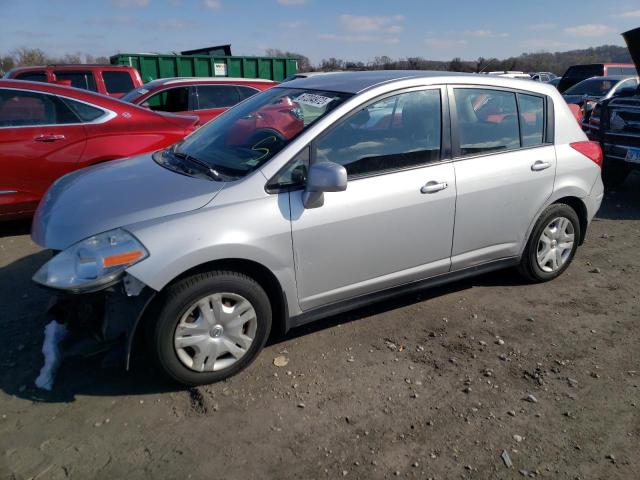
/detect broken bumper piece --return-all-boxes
[46,279,155,369]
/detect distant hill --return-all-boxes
[315,45,635,76]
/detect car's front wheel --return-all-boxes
[152,271,272,386]
[519,203,581,282]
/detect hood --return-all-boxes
[623,27,640,74]
[32,153,224,250]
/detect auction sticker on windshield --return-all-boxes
[625,147,640,164]
[294,93,334,108]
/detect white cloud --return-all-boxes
[203,0,221,9]
[319,33,399,44]
[277,0,307,5]
[279,21,306,29]
[339,14,404,34]
[424,38,467,49]
[564,24,614,37]
[111,0,149,7]
[463,29,509,38]
[612,10,640,18]
[529,23,557,31]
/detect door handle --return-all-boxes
[34,134,66,142]
[420,181,448,194]
[531,160,551,171]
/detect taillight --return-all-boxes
[570,141,603,168]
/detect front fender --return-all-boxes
[125,189,300,316]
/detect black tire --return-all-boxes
[518,203,581,282]
[602,162,630,190]
[152,271,272,386]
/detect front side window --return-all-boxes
[144,87,190,112]
[154,87,351,181]
[454,88,520,156]
[103,71,134,94]
[196,85,240,109]
[15,71,47,82]
[237,86,260,101]
[53,71,97,92]
[0,89,79,127]
[315,89,442,177]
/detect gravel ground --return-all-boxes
[0,173,639,480]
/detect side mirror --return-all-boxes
[302,161,347,209]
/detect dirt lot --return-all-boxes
[0,174,639,480]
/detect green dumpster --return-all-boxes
[110,53,298,82]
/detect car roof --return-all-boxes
[281,70,484,94]
[141,77,277,88]
[0,79,132,107]
[573,75,637,82]
[279,70,563,94]
[8,64,134,72]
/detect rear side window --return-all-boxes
[54,71,97,92]
[518,94,545,147]
[454,88,520,156]
[102,71,134,94]
[197,85,241,109]
[237,86,260,101]
[15,71,47,82]
[0,89,79,127]
[316,89,442,177]
[145,87,189,112]
[63,98,106,122]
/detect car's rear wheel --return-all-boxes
[152,271,272,386]
[519,203,581,282]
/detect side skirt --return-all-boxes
[287,257,520,330]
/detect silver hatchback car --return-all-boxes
[32,71,604,385]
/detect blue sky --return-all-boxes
[1,0,639,63]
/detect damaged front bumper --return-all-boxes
[46,274,156,369]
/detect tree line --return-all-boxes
[267,45,633,76]
[2,44,633,77]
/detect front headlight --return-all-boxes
[33,229,148,293]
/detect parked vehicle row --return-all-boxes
[581,27,640,188]
[29,71,604,385]
[4,64,143,98]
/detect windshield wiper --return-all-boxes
[172,150,224,181]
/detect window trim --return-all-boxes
[0,87,116,129]
[309,85,450,182]
[447,84,552,161]
[194,84,260,111]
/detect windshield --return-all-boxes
[121,85,151,103]
[565,78,620,96]
[156,87,351,180]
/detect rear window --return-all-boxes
[63,98,106,122]
[196,85,240,109]
[54,71,97,92]
[15,72,47,82]
[565,65,602,78]
[102,71,134,94]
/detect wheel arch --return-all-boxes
[126,257,289,369]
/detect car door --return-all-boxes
[194,85,243,123]
[287,87,457,311]
[0,88,87,216]
[448,86,556,269]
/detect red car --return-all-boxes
[4,65,143,98]
[0,80,197,220]
[121,77,278,126]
